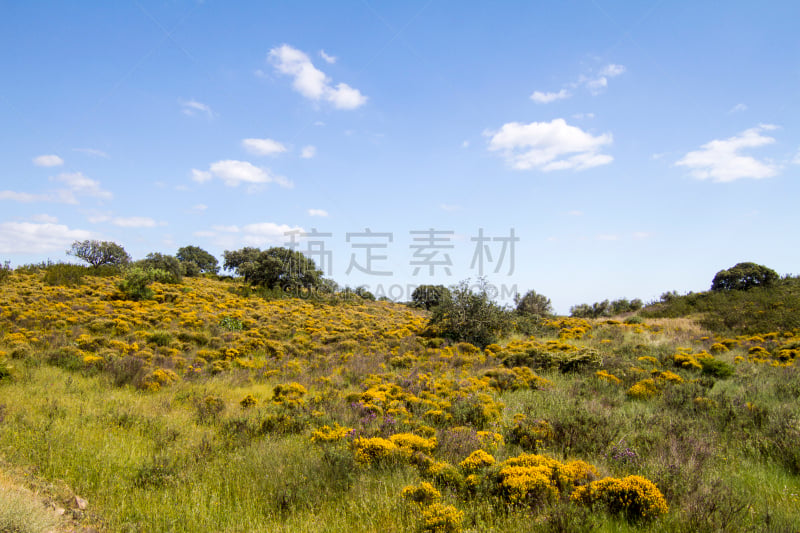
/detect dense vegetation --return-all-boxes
[0,256,798,532]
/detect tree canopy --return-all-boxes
[514,289,552,317]
[68,240,130,268]
[711,262,779,291]
[222,247,322,290]
[176,245,219,275]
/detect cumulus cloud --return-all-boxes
[675,125,780,182]
[0,222,91,254]
[268,44,367,110]
[242,138,288,156]
[192,160,292,189]
[308,208,328,217]
[242,222,304,246]
[485,119,613,171]
[33,154,64,167]
[300,145,316,159]
[530,89,570,104]
[180,99,215,118]
[112,217,159,228]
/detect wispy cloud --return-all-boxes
[319,50,336,64]
[112,217,159,228]
[52,172,113,200]
[530,89,570,104]
[308,208,328,217]
[33,154,64,167]
[180,99,215,118]
[242,138,288,156]
[268,44,367,110]
[486,119,613,171]
[675,125,780,182]
[300,145,316,159]
[729,103,748,114]
[73,148,110,158]
[530,63,625,104]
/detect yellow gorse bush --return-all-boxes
[571,475,668,520]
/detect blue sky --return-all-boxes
[1,1,799,312]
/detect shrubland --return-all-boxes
[0,260,798,532]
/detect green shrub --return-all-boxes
[42,263,86,286]
[117,267,174,300]
[426,279,513,348]
[699,358,734,379]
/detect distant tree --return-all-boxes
[222,247,322,290]
[411,284,450,310]
[354,286,376,300]
[136,253,182,283]
[176,245,219,276]
[514,290,553,317]
[711,262,779,291]
[68,240,130,268]
[569,303,594,318]
[427,279,512,348]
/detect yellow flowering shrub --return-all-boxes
[458,449,495,472]
[402,481,441,506]
[420,503,463,533]
[390,433,437,456]
[352,437,398,465]
[310,423,353,443]
[627,378,659,400]
[571,475,668,520]
[595,369,621,385]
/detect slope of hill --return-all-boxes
[0,269,798,532]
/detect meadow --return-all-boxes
[0,266,798,532]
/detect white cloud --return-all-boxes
[191,169,213,183]
[675,125,780,182]
[530,89,570,104]
[30,214,59,223]
[572,112,595,120]
[567,210,583,216]
[729,103,748,113]
[308,208,328,217]
[241,222,304,247]
[792,147,800,165]
[268,44,367,110]
[581,64,626,95]
[33,154,64,167]
[193,160,292,189]
[461,140,470,148]
[440,204,462,212]
[0,191,48,202]
[73,148,110,158]
[242,138,288,156]
[633,231,651,239]
[112,217,158,228]
[213,225,240,233]
[300,145,316,159]
[486,119,613,171]
[52,172,113,200]
[319,50,337,64]
[180,99,215,118]
[0,222,91,254]
[597,234,619,241]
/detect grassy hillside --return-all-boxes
[641,276,800,335]
[0,268,799,532]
